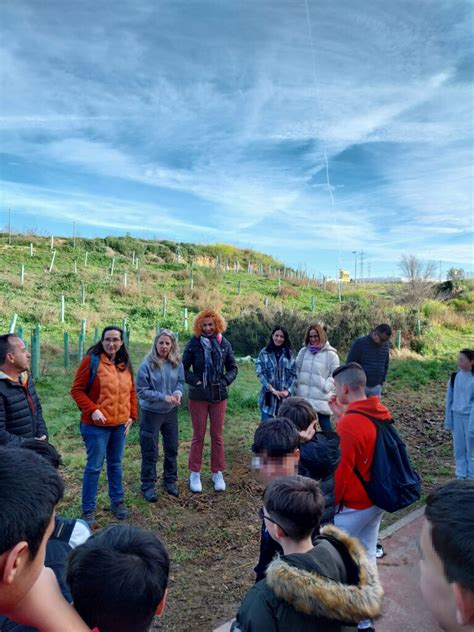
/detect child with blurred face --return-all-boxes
[251,418,300,581]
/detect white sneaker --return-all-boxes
[212,471,226,492]
[189,471,202,493]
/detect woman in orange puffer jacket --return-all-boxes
[71,326,137,527]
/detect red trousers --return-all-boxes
[188,399,227,473]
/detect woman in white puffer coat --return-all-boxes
[295,323,340,431]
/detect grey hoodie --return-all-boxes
[136,357,185,414]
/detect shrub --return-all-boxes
[226,308,308,356]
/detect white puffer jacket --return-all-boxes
[295,343,340,415]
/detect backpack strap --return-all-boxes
[450,372,457,388]
[345,410,392,486]
[85,353,100,394]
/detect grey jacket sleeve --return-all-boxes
[444,379,454,431]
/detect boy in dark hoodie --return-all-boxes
[232,476,383,632]
[279,397,341,525]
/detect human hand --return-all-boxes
[173,392,182,406]
[91,409,106,424]
[164,395,175,404]
[328,396,346,420]
[299,420,317,443]
[124,418,134,436]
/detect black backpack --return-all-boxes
[347,411,421,513]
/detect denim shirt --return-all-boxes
[256,348,297,416]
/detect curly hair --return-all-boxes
[192,310,227,337]
[304,323,328,346]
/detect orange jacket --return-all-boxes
[71,354,137,426]
[334,397,392,510]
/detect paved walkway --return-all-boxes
[377,508,442,631]
[214,506,442,632]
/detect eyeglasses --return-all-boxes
[258,507,286,534]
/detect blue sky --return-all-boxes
[1,0,472,277]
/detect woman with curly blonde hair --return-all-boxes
[295,323,340,431]
[136,329,184,500]
[182,310,238,493]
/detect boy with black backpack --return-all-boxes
[329,362,419,632]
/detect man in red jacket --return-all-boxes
[330,362,392,632]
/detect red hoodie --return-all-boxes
[334,396,392,510]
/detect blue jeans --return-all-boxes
[452,413,474,479]
[260,411,274,422]
[317,413,332,432]
[80,423,126,513]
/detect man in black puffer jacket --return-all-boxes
[0,334,48,446]
[346,324,392,397]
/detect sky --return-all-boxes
[0,0,473,278]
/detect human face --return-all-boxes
[371,331,390,346]
[308,329,320,344]
[419,518,461,631]
[272,330,285,347]
[157,335,172,359]
[334,379,349,405]
[253,450,299,484]
[458,353,473,372]
[101,329,123,360]
[201,317,216,337]
[2,512,55,612]
[7,337,30,373]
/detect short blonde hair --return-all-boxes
[147,330,181,368]
[192,310,227,338]
[304,323,327,346]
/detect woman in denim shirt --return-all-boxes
[256,325,297,421]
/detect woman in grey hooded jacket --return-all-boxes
[136,329,184,501]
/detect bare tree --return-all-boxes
[398,255,436,304]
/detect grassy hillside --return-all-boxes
[0,232,341,344]
[1,232,472,358]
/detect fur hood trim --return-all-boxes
[265,524,384,623]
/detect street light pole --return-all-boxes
[352,251,357,284]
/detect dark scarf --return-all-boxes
[200,335,224,388]
[266,341,289,360]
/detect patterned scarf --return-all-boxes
[200,334,224,388]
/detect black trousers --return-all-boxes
[140,408,178,491]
